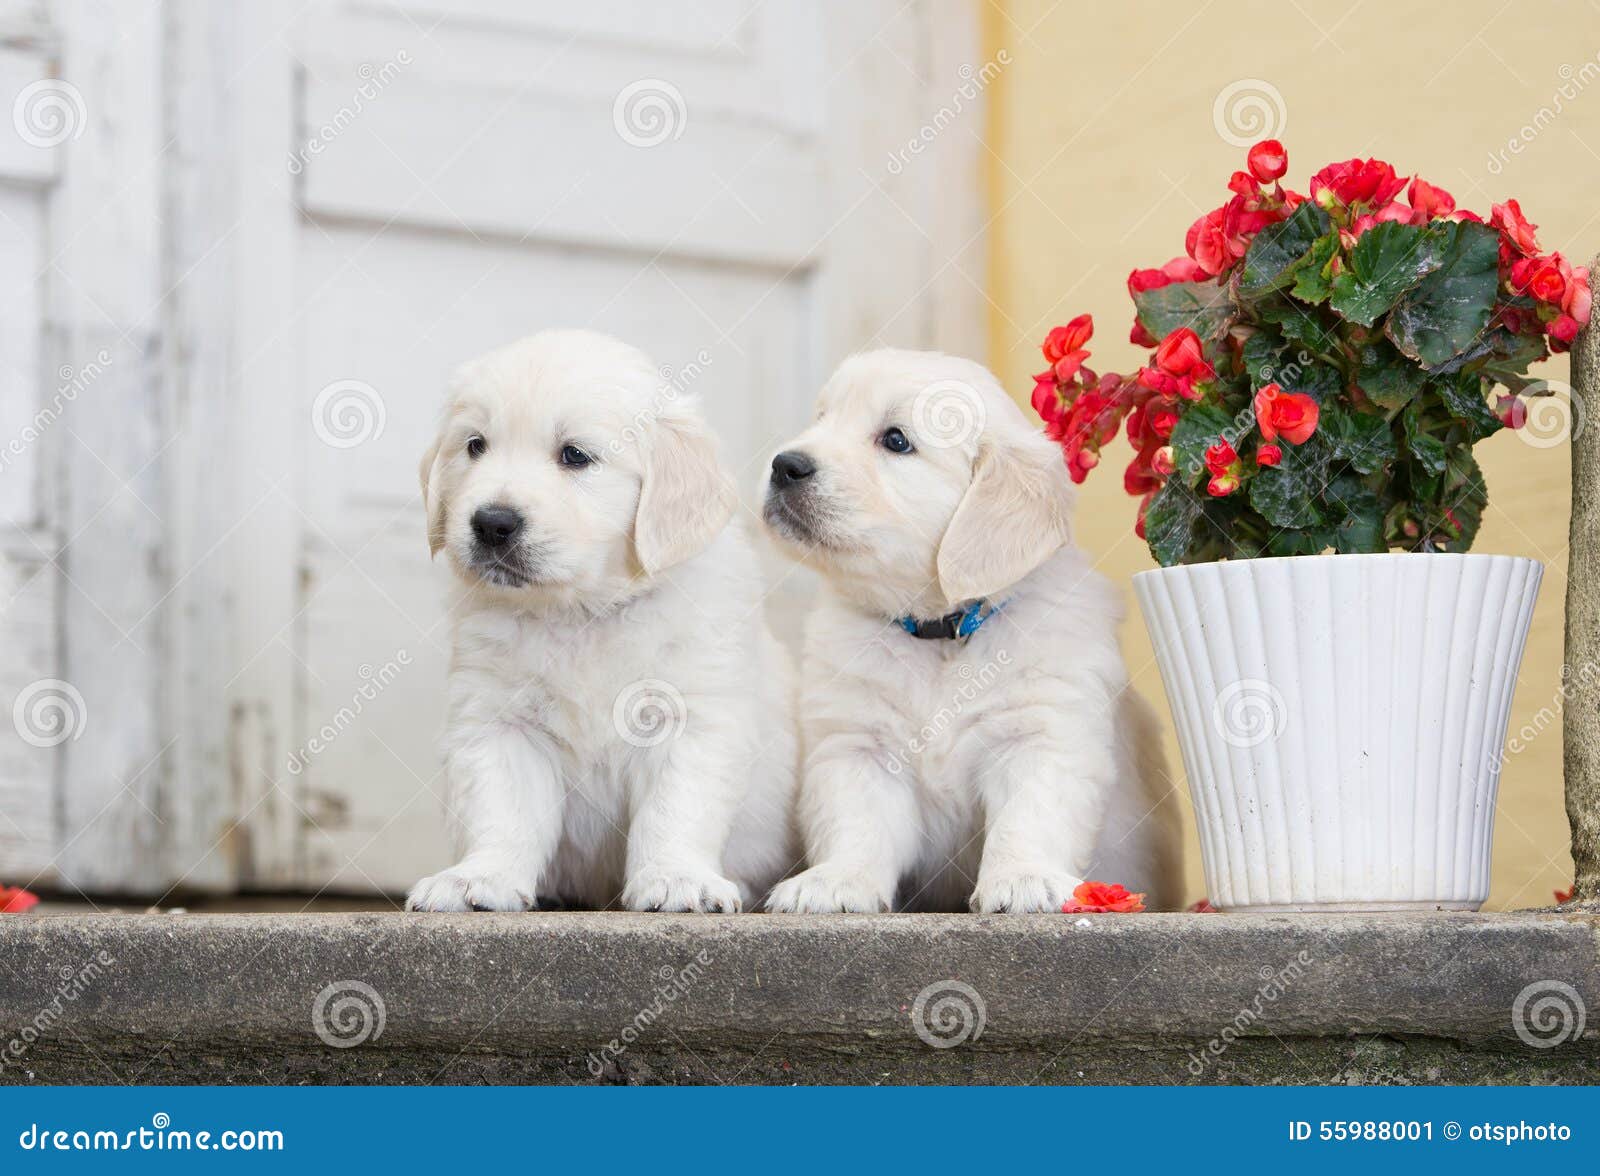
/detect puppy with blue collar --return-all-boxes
[762,350,1181,913]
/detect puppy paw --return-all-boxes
[406,865,534,912]
[765,865,891,913]
[623,867,743,913]
[969,871,1082,914]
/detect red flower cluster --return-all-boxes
[1494,200,1591,352]
[1060,880,1146,914]
[1029,137,1593,559]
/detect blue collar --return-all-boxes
[897,599,1004,641]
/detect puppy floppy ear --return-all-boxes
[419,434,448,558]
[936,430,1075,603]
[634,411,738,575]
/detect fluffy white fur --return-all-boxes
[761,349,1181,913]
[407,329,797,913]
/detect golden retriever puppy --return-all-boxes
[407,329,797,913]
[761,350,1181,913]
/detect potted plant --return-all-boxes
[1031,139,1591,911]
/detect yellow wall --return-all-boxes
[984,0,1592,908]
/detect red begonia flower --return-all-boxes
[1254,382,1319,445]
[1061,880,1146,914]
[1247,139,1287,184]
[0,886,39,913]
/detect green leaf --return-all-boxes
[1265,528,1338,556]
[1325,476,1387,553]
[1247,440,1328,529]
[1385,220,1500,366]
[1241,328,1287,386]
[1256,298,1338,355]
[1357,338,1424,411]
[1167,403,1238,481]
[1238,202,1332,298]
[1402,402,1448,476]
[1320,403,1397,475]
[1434,372,1502,441]
[1132,279,1235,343]
[1289,233,1340,303]
[1329,221,1442,326]
[1143,478,1205,566]
[1439,449,1488,551]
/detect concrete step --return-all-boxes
[0,912,1595,1084]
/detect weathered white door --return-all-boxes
[0,0,987,895]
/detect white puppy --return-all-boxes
[407,329,797,913]
[762,350,1181,914]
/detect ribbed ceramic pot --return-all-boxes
[1134,553,1542,912]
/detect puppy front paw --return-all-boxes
[623,867,743,913]
[969,871,1082,914]
[765,865,891,913]
[406,865,534,912]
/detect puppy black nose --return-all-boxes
[770,450,817,487]
[471,504,525,548]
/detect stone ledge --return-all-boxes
[0,912,1596,1084]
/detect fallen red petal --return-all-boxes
[0,885,39,914]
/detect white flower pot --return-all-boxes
[1133,552,1542,913]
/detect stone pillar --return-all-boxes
[1563,252,1600,902]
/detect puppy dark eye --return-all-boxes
[559,444,593,468]
[880,427,914,454]
[466,436,487,460]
